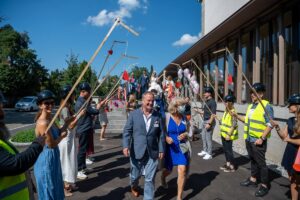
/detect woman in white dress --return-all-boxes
[58,85,85,196]
[148,71,162,94]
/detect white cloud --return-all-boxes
[118,0,140,9]
[87,0,147,27]
[172,32,202,47]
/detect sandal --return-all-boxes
[64,189,73,197]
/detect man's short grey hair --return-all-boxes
[142,91,154,99]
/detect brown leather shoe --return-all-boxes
[131,187,139,197]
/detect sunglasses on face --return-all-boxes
[43,100,55,106]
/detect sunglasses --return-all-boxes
[43,100,55,106]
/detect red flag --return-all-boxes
[122,70,129,81]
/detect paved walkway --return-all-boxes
[52,133,290,200]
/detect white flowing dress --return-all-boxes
[58,107,78,183]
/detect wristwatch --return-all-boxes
[260,136,266,141]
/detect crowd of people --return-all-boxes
[1,69,300,200]
[122,74,300,200]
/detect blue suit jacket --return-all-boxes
[123,108,165,160]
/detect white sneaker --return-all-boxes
[86,158,94,165]
[203,154,212,160]
[77,171,88,180]
[197,151,207,157]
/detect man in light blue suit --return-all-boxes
[123,91,165,200]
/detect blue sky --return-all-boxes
[0,0,201,77]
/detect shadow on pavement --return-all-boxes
[155,171,219,200]
[77,167,129,192]
[87,186,131,200]
[93,149,123,162]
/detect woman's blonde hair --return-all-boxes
[128,94,136,103]
[168,97,185,114]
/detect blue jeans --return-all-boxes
[130,153,158,200]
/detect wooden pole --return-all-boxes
[224,48,273,121]
[46,18,123,132]
[75,54,138,115]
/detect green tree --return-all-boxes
[129,65,150,83]
[0,24,48,104]
[62,53,98,93]
[45,69,64,97]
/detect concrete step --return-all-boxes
[107,119,126,125]
[107,124,125,130]
[107,115,127,122]
[106,129,123,134]
[107,110,126,115]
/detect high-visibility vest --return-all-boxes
[220,109,238,140]
[244,100,270,139]
[0,139,29,200]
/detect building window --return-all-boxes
[227,40,237,96]
[241,33,252,103]
[217,55,225,99]
[259,22,273,102]
[209,56,216,88]
[203,60,209,88]
[284,10,300,96]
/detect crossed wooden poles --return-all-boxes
[45,17,139,133]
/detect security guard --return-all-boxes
[234,83,274,197]
[0,92,45,200]
[219,95,238,172]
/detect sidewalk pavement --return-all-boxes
[32,133,290,200]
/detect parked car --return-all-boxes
[15,96,38,111]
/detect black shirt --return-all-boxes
[184,103,191,115]
[75,96,99,134]
[203,98,217,120]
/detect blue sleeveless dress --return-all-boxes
[34,127,64,200]
[164,117,189,171]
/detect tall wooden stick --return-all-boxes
[222,48,273,121]
[75,54,125,115]
[45,18,139,132]
[75,54,138,115]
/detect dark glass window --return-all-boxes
[285,11,300,96]
[241,33,252,103]
[217,55,225,99]
[259,22,273,102]
[227,40,237,96]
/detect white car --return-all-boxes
[15,96,39,111]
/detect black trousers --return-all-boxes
[245,140,269,185]
[78,128,93,171]
[221,137,234,164]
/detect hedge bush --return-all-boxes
[11,128,35,143]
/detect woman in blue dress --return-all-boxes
[272,94,300,200]
[161,98,190,200]
[34,90,73,200]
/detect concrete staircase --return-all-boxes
[97,109,127,135]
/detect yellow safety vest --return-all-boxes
[0,139,29,200]
[244,100,270,139]
[220,109,238,140]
